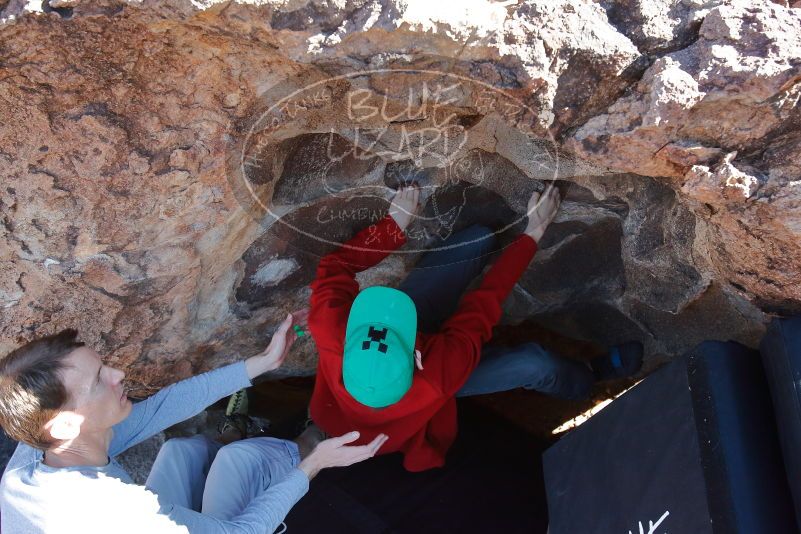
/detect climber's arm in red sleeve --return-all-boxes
[420,185,560,395]
[309,215,407,352]
[421,235,538,395]
[309,186,421,354]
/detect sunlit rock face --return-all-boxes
[0,0,798,393]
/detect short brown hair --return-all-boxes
[0,329,84,450]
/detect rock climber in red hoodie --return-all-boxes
[308,183,643,472]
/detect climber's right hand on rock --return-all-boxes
[524,184,561,243]
[388,185,420,232]
[298,431,388,480]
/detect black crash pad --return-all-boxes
[543,341,796,534]
[760,317,801,531]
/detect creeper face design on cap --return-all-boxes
[362,326,389,353]
[344,286,418,408]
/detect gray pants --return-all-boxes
[145,435,300,519]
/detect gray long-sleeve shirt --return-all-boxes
[0,361,309,533]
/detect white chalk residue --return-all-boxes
[251,258,299,287]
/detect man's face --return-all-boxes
[58,347,132,433]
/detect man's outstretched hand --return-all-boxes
[245,308,310,380]
[298,431,388,480]
[524,184,561,243]
[388,185,420,232]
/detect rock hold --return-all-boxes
[682,152,762,203]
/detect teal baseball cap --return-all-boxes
[343,286,418,408]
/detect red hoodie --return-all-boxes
[308,215,538,471]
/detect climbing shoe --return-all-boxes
[591,341,644,381]
[227,388,249,417]
[218,389,268,438]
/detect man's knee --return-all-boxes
[157,436,218,466]
[214,439,285,471]
[215,441,257,464]
[212,439,294,486]
[160,436,203,455]
[215,438,297,472]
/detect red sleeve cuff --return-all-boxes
[514,233,539,255]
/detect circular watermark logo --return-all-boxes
[226,67,561,257]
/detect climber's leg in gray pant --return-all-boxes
[456,342,596,400]
[399,224,498,333]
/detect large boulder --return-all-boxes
[0,0,798,393]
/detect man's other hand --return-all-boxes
[524,184,561,243]
[298,431,388,480]
[245,308,310,380]
[388,185,420,232]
